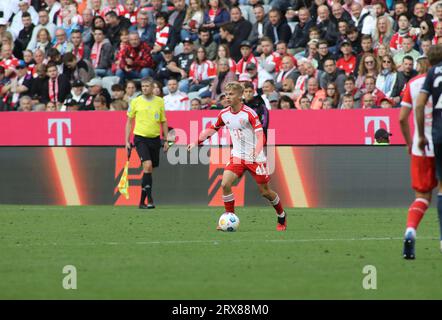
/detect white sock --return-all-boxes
[405,227,416,238]
[277,211,285,218]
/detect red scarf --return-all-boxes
[49,77,59,103]
[90,41,103,68]
[74,43,84,60]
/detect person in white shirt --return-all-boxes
[26,9,56,51]
[164,78,190,111]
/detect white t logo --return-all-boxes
[364,116,390,145]
[48,119,72,146]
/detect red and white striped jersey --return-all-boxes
[189,60,217,81]
[401,73,434,156]
[155,24,170,47]
[212,105,265,162]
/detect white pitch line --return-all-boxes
[5,236,439,247]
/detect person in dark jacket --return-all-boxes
[288,7,315,51]
[230,6,252,44]
[265,8,291,45]
[41,62,71,106]
[243,81,269,138]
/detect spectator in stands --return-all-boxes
[216,43,236,73]
[317,40,335,71]
[362,75,386,107]
[390,14,418,53]
[105,11,131,50]
[324,82,340,109]
[169,0,188,42]
[393,36,421,68]
[195,27,217,61]
[288,7,314,53]
[410,2,432,28]
[92,94,108,110]
[30,64,48,103]
[211,58,236,101]
[27,9,56,51]
[151,12,176,62]
[90,27,114,77]
[129,10,156,47]
[10,0,39,39]
[145,0,169,23]
[71,29,88,61]
[124,80,139,103]
[152,80,164,98]
[340,93,355,109]
[202,0,230,41]
[83,77,111,110]
[275,55,298,91]
[277,95,295,109]
[33,28,52,56]
[116,31,154,84]
[320,58,346,94]
[188,46,216,93]
[164,78,190,111]
[362,93,377,109]
[298,95,310,109]
[265,9,291,45]
[92,15,108,34]
[81,8,94,48]
[350,2,375,36]
[296,77,326,110]
[257,37,280,76]
[230,6,252,44]
[355,53,378,90]
[219,22,242,62]
[236,40,258,75]
[242,80,269,135]
[191,97,202,109]
[41,61,71,107]
[336,40,357,76]
[372,16,393,51]
[376,54,399,99]
[62,52,94,84]
[247,4,268,48]
[16,12,35,52]
[317,5,339,48]
[53,28,74,55]
[154,45,181,88]
[111,84,126,102]
[181,0,204,41]
[62,79,89,111]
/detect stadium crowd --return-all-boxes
[0,0,440,112]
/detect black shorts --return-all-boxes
[133,135,161,168]
[434,143,442,181]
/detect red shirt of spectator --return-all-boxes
[336,41,356,75]
[236,43,258,75]
[119,34,154,72]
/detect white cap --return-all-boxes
[86,78,103,87]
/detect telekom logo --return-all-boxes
[48,119,72,146]
[364,116,390,145]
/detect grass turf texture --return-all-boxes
[0,205,441,299]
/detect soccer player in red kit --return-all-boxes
[187,82,287,231]
[399,56,437,259]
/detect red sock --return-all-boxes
[270,194,284,215]
[406,198,429,229]
[223,193,235,213]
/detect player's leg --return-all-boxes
[221,170,240,213]
[143,137,161,208]
[405,155,436,236]
[433,144,442,251]
[257,183,287,231]
[140,160,154,208]
[134,136,155,209]
[403,155,436,259]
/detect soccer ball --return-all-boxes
[218,212,240,232]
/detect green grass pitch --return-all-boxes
[1,205,441,299]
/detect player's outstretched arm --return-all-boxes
[187,127,218,151]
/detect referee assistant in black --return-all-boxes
[125,77,170,209]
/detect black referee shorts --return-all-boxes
[133,135,161,168]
